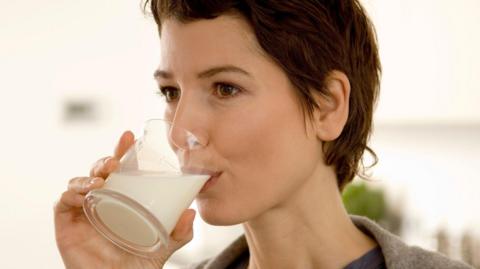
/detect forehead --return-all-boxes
[158,15,264,72]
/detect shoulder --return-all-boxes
[350,215,473,269]
[400,245,473,269]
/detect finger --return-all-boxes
[89,156,108,177]
[170,209,196,243]
[113,130,135,161]
[90,156,119,178]
[54,190,85,214]
[68,177,105,194]
[89,131,134,178]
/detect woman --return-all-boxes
[54,1,472,268]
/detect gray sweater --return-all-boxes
[186,215,473,269]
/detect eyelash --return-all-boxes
[156,82,243,103]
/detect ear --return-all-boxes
[311,70,350,141]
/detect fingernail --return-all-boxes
[87,178,98,187]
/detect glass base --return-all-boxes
[83,189,168,258]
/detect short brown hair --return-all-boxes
[143,0,381,190]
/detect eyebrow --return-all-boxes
[153,65,251,80]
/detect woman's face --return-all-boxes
[156,15,324,225]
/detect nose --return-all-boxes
[166,92,209,150]
[168,125,204,150]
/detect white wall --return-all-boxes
[0,0,478,268]
[0,1,161,268]
[365,0,480,124]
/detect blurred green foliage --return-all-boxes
[342,181,386,222]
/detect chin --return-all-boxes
[196,199,247,226]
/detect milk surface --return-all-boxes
[96,171,208,246]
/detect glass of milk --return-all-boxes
[83,119,213,258]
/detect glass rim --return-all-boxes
[142,118,205,150]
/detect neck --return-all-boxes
[243,165,377,269]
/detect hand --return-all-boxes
[54,131,196,269]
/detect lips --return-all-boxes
[180,166,222,193]
[200,172,222,193]
[181,166,221,177]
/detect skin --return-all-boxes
[55,13,377,269]
[157,15,377,269]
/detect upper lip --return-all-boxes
[181,166,221,176]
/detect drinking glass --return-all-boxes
[83,119,213,257]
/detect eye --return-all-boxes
[214,82,241,99]
[157,86,180,103]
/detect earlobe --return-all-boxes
[311,70,351,142]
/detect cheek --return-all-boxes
[214,104,283,173]
[214,94,318,197]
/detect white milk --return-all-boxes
[95,171,208,247]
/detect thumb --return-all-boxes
[170,209,196,243]
[150,209,196,265]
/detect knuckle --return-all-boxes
[68,177,83,190]
[68,177,79,185]
[60,190,71,202]
[90,156,110,176]
[89,167,95,177]
[89,165,100,177]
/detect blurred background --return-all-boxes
[0,0,479,268]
